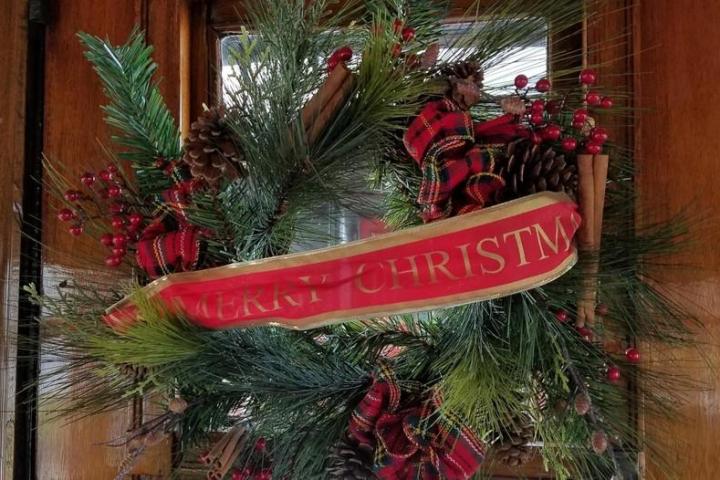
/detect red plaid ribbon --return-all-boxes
[403,98,525,222]
[135,165,203,279]
[349,364,485,480]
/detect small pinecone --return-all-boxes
[441,61,484,110]
[327,436,376,480]
[181,106,245,188]
[441,60,483,82]
[495,139,578,199]
[492,415,536,467]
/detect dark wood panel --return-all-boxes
[0,0,29,478]
[635,0,720,478]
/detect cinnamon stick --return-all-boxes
[576,154,596,327]
[592,155,609,248]
[305,73,355,145]
[301,63,351,133]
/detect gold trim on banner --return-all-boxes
[107,191,578,328]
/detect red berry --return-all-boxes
[100,232,114,247]
[586,91,602,106]
[576,326,593,342]
[572,120,586,130]
[107,165,119,174]
[80,172,96,186]
[531,99,545,113]
[110,202,126,214]
[107,184,122,198]
[530,113,544,126]
[535,78,551,92]
[104,255,123,268]
[68,224,84,236]
[255,437,267,451]
[514,74,529,89]
[573,108,588,123]
[391,43,402,58]
[590,127,609,144]
[546,100,562,115]
[393,18,404,34]
[544,124,562,141]
[625,347,641,363]
[579,68,597,86]
[401,26,416,42]
[600,96,614,109]
[555,309,569,322]
[64,190,81,202]
[561,137,578,152]
[128,212,143,226]
[606,365,621,382]
[99,169,112,182]
[111,216,126,230]
[112,233,128,248]
[585,143,602,155]
[530,132,543,145]
[112,247,127,257]
[58,208,75,222]
[334,46,353,62]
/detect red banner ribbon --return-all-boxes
[105,192,580,330]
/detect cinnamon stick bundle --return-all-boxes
[301,63,355,146]
[575,154,609,327]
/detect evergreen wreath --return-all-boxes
[33,1,698,479]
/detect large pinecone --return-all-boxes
[441,61,484,110]
[327,436,376,480]
[181,106,245,188]
[495,139,578,199]
[491,415,536,467]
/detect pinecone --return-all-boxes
[181,106,245,188]
[495,139,578,199]
[327,435,377,480]
[491,415,536,467]
[441,61,484,110]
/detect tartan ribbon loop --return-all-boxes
[349,364,485,480]
[403,98,524,222]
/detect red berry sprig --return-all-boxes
[606,365,621,382]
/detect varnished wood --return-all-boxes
[0,1,29,478]
[635,1,720,479]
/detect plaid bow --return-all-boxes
[135,165,204,279]
[403,98,525,222]
[349,364,485,480]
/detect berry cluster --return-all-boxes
[57,164,146,268]
[512,69,614,155]
[229,438,272,480]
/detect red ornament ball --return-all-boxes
[401,26,416,42]
[255,437,267,451]
[573,108,589,123]
[99,169,113,182]
[530,112,545,126]
[107,184,122,198]
[555,309,569,323]
[64,190,81,202]
[334,46,353,62]
[128,212,143,226]
[58,208,75,222]
[111,216,126,230]
[514,74,529,89]
[579,69,598,86]
[586,91,602,106]
[576,326,593,342]
[80,172,96,187]
[561,137,578,152]
[531,99,545,113]
[68,224,84,236]
[585,143,602,155]
[600,96,614,109]
[625,347,641,363]
[606,365,621,382]
[590,127,609,144]
[544,124,562,141]
[100,232,114,247]
[112,233,128,248]
[535,78,551,93]
[104,255,123,268]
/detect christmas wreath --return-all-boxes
[33,1,697,479]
